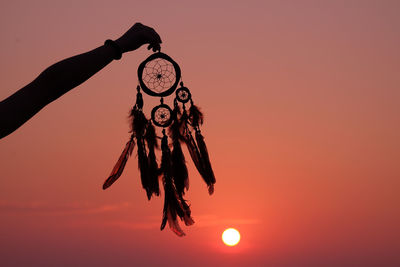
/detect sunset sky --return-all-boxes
[1,0,399,266]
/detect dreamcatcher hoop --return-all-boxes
[175,85,192,103]
[151,103,173,127]
[137,52,181,97]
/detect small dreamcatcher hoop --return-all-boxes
[137,52,181,97]
[151,103,173,127]
[175,84,191,103]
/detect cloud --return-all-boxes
[104,220,160,230]
[101,214,260,232]
[194,214,261,227]
[0,200,131,214]
[0,200,260,232]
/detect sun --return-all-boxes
[222,228,241,246]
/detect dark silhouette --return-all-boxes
[0,22,162,139]
[103,52,215,236]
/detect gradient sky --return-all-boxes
[1,0,399,266]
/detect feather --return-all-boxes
[171,142,189,193]
[160,188,168,230]
[103,135,135,190]
[170,105,183,141]
[167,208,185,237]
[189,104,203,127]
[179,195,195,226]
[131,107,152,199]
[131,108,148,135]
[184,105,216,194]
[159,131,188,237]
[145,122,160,197]
[180,110,207,179]
[169,106,189,194]
[184,129,208,180]
[195,129,216,195]
[164,183,186,236]
[137,138,151,199]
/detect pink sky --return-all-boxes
[1,0,399,266]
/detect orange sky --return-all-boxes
[1,1,399,266]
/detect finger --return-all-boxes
[149,42,160,52]
[153,43,161,52]
[147,43,160,52]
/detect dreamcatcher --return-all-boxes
[103,52,216,236]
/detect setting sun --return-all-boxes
[222,228,241,246]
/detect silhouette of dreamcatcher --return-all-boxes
[103,52,216,236]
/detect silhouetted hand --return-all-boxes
[115,23,162,53]
[0,22,163,139]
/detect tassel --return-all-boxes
[181,109,212,191]
[169,104,189,194]
[189,102,204,127]
[184,129,213,193]
[131,89,152,199]
[103,135,135,190]
[179,195,195,226]
[161,187,186,237]
[134,113,151,199]
[171,141,189,194]
[185,102,216,195]
[180,110,205,176]
[195,129,216,194]
[159,129,192,236]
[145,121,160,197]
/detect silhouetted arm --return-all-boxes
[0,23,161,139]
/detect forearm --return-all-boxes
[36,44,116,103]
[0,44,116,139]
